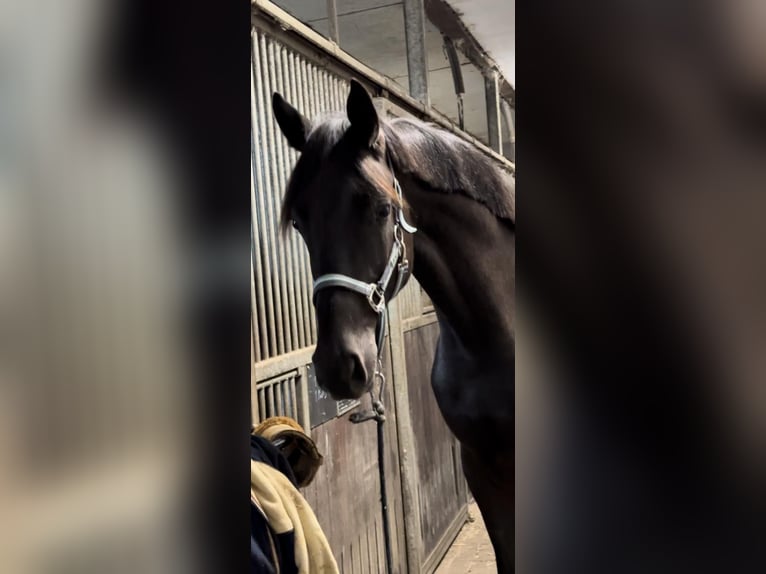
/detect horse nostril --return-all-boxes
[349,353,368,387]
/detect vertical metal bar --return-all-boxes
[275,45,300,351]
[318,69,329,113]
[298,58,316,344]
[251,378,259,427]
[285,50,308,349]
[299,364,312,432]
[501,98,515,161]
[442,34,465,129]
[332,76,343,113]
[250,244,260,363]
[267,384,275,418]
[326,0,340,44]
[275,379,283,416]
[403,0,429,104]
[290,376,298,422]
[253,33,279,358]
[282,378,290,417]
[258,387,266,421]
[310,65,321,121]
[300,59,317,344]
[264,38,288,354]
[485,69,503,154]
[289,55,312,348]
[271,42,297,353]
[250,37,262,364]
[321,67,333,115]
[251,338,258,427]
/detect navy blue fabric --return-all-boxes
[251,434,299,574]
[251,434,298,487]
[251,503,276,574]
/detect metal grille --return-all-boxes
[251,28,352,362]
[253,369,310,430]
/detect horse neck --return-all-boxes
[402,178,515,356]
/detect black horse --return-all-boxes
[272,80,515,572]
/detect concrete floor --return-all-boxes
[434,502,496,573]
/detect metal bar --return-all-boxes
[442,34,465,129]
[319,67,331,117]
[253,33,279,357]
[331,76,342,116]
[299,364,312,432]
[264,38,288,354]
[251,326,258,426]
[267,384,275,417]
[297,58,317,344]
[252,0,514,173]
[250,244,260,362]
[285,50,308,350]
[251,70,270,362]
[485,69,503,154]
[251,380,260,426]
[403,0,429,104]
[273,42,297,352]
[275,379,283,416]
[275,43,300,351]
[258,387,266,421]
[501,98,515,161]
[326,0,340,44]
[290,377,298,424]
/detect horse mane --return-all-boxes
[383,118,515,223]
[279,113,515,233]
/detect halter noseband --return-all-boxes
[311,159,417,364]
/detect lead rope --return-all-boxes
[347,180,410,574]
[349,358,392,574]
[348,253,408,574]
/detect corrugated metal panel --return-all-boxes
[252,28,350,362]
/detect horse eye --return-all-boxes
[291,219,299,230]
[376,204,392,219]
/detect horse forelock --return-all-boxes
[280,114,407,233]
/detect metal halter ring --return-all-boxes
[367,285,386,313]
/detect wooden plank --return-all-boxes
[403,312,438,333]
[422,505,468,574]
[253,345,315,381]
[386,300,424,572]
[403,321,470,566]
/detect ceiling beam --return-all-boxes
[424,0,514,106]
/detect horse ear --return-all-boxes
[346,79,379,147]
[272,92,311,151]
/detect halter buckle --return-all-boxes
[367,285,386,313]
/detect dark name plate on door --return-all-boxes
[306,364,360,428]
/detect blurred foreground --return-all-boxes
[0,1,764,573]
